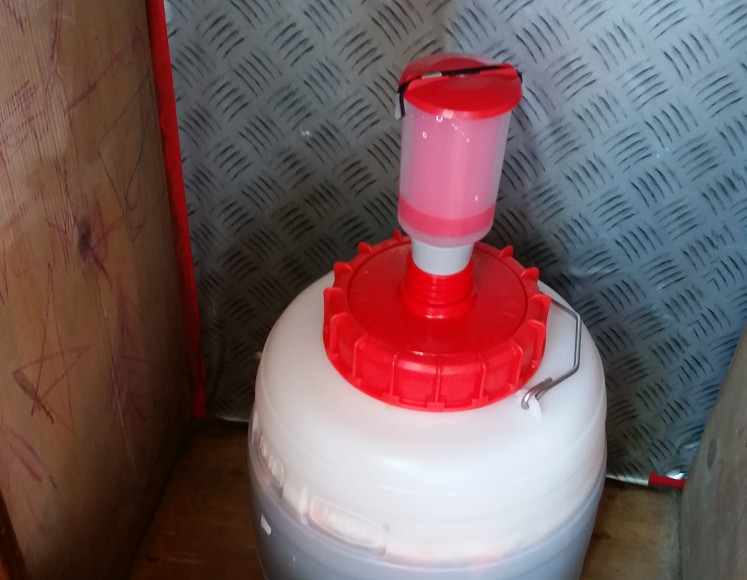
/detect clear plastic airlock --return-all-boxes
[396,54,522,274]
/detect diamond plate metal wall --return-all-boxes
[165,0,747,480]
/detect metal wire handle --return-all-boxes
[520,299,582,410]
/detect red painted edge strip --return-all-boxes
[648,472,686,490]
[145,0,210,419]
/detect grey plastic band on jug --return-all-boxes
[249,440,606,580]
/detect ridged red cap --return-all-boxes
[399,53,522,119]
[323,234,550,411]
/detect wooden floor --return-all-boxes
[129,421,681,579]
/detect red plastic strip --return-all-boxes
[399,198,495,238]
[648,472,686,490]
[145,0,210,418]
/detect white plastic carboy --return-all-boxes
[248,53,607,580]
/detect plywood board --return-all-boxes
[681,327,747,580]
[581,483,680,579]
[129,422,260,579]
[0,0,191,577]
[0,491,26,580]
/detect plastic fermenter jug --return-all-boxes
[248,53,607,580]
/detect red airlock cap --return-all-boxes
[399,53,522,119]
[323,234,551,411]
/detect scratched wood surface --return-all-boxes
[0,1,191,578]
[130,421,681,580]
[0,491,26,580]
[681,327,746,580]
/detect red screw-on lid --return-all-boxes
[398,53,522,119]
[323,234,550,411]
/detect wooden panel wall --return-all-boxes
[681,327,747,580]
[0,0,191,577]
[1,491,26,579]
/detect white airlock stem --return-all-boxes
[410,240,473,276]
